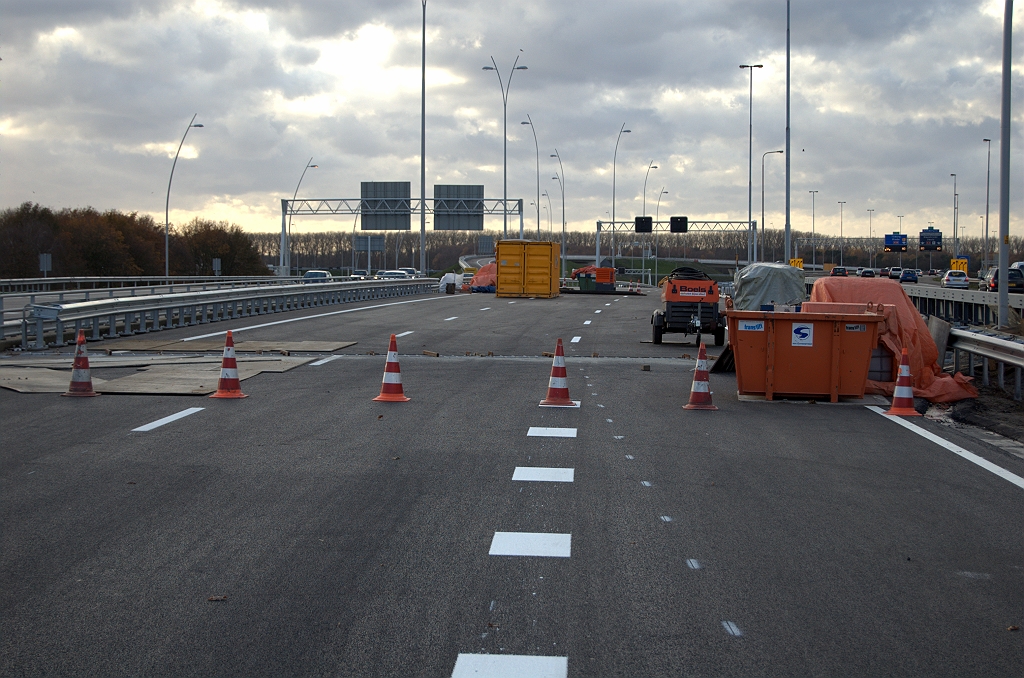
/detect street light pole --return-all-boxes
[165,114,203,277]
[950,173,958,258]
[897,215,904,268]
[983,138,992,271]
[420,0,427,276]
[522,116,541,239]
[483,55,528,238]
[867,209,875,268]
[288,158,318,276]
[996,0,1012,327]
[785,0,792,266]
[809,190,818,269]
[642,161,658,216]
[551,149,566,278]
[761,150,783,262]
[655,188,667,280]
[542,190,553,238]
[837,201,846,266]
[611,123,631,265]
[740,64,764,265]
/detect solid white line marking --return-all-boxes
[444,316,458,321]
[512,467,575,482]
[687,559,702,569]
[395,331,414,338]
[570,336,582,343]
[527,427,577,438]
[660,516,673,522]
[181,296,452,341]
[489,532,571,557]
[640,481,651,487]
[594,310,602,314]
[309,355,342,366]
[584,320,592,325]
[480,307,491,311]
[451,654,567,678]
[722,621,743,637]
[132,407,204,432]
[867,406,1024,490]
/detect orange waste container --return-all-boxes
[726,310,883,402]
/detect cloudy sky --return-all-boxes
[2,0,1023,245]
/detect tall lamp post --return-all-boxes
[983,138,992,271]
[288,158,318,276]
[611,123,631,265]
[483,55,528,238]
[808,190,818,269]
[165,114,203,277]
[761,150,783,262]
[740,64,764,264]
[837,201,846,266]
[419,0,427,275]
[521,116,541,239]
[642,161,658,215]
[867,209,875,267]
[950,173,958,258]
[551,150,566,278]
[897,215,905,268]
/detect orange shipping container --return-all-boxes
[495,240,560,298]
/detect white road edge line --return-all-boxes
[395,331,414,338]
[309,355,342,366]
[132,407,205,432]
[867,406,1024,490]
[451,654,567,678]
[181,296,451,341]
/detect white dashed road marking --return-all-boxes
[584,320,592,325]
[444,316,458,321]
[868,406,1024,490]
[132,407,204,432]
[527,427,577,438]
[605,303,611,306]
[686,559,702,569]
[395,331,414,338]
[660,516,673,522]
[451,654,567,678]
[640,481,651,487]
[594,310,602,314]
[570,336,582,343]
[722,621,743,636]
[489,532,572,557]
[309,355,341,366]
[480,307,491,311]
[512,467,575,482]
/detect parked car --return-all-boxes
[859,268,875,277]
[888,267,903,279]
[880,267,890,278]
[899,269,918,283]
[301,270,333,283]
[982,266,1024,292]
[939,270,969,289]
[829,266,848,277]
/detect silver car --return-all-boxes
[940,270,969,289]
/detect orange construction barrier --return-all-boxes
[884,348,921,416]
[62,329,100,397]
[540,338,579,407]
[373,334,410,402]
[683,342,717,410]
[209,331,248,399]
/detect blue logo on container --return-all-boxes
[794,327,810,340]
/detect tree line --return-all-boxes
[0,203,270,278]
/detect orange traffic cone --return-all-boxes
[540,338,580,407]
[683,342,717,410]
[884,347,920,416]
[62,329,100,397]
[209,330,248,399]
[373,334,410,402]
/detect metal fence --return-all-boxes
[16,279,437,350]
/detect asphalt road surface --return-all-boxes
[2,291,1023,677]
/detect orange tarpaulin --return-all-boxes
[808,277,977,402]
[469,263,497,287]
[571,265,597,279]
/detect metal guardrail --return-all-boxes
[1,275,297,295]
[15,278,438,350]
[948,328,1023,400]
